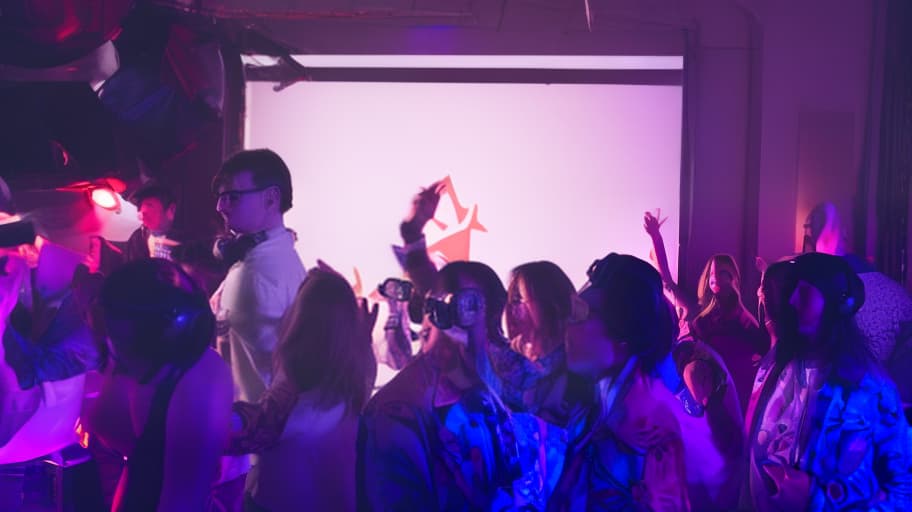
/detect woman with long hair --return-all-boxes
[238,268,377,511]
[747,253,912,511]
[692,254,766,408]
[644,212,765,411]
[506,261,576,363]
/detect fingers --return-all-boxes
[358,298,380,333]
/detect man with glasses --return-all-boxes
[209,149,306,507]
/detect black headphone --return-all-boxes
[584,253,676,365]
[213,230,269,266]
[788,254,864,318]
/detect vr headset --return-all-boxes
[422,288,485,330]
[377,277,414,302]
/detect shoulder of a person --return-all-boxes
[244,239,304,272]
[175,350,232,400]
[364,359,433,418]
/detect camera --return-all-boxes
[377,278,414,302]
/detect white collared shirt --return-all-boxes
[211,226,306,403]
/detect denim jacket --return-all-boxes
[356,354,556,511]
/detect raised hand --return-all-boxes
[357,297,380,339]
[643,209,668,238]
[401,180,446,242]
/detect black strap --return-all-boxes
[120,366,185,511]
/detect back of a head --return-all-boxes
[759,259,797,334]
[510,260,575,341]
[214,149,294,213]
[437,260,507,339]
[804,202,843,255]
[586,253,676,372]
[277,269,376,413]
[101,258,214,372]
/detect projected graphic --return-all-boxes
[350,175,486,298]
[245,78,683,314]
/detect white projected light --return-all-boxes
[245,57,683,384]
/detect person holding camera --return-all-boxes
[357,261,546,510]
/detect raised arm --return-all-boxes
[397,180,446,297]
[644,209,674,285]
[644,210,697,322]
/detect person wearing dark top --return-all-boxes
[124,182,183,262]
[84,259,231,511]
[803,201,912,408]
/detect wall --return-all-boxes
[233,0,886,292]
[739,0,879,264]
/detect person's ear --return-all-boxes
[265,186,280,209]
[166,203,176,221]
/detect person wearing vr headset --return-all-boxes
[392,182,576,410]
[803,201,912,414]
[358,260,550,510]
[552,253,743,512]
[83,258,232,512]
[747,252,912,511]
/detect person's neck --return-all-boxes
[257,217,284,235]
[713,292,739,312]
[238,218,284,237]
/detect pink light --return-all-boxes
[90,187,120,211]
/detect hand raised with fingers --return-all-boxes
[643,208,668,238]
[401,180,446,242]
[357,297,380,339]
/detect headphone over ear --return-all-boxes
[213,230,269,266]
[789,253,865,318]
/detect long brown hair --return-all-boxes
[275,269,376,414]
[508,261,576,357]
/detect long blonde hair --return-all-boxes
[695,254,753,323]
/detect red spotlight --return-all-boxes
[90,187,120,211]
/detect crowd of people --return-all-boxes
[1,149,911,511]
